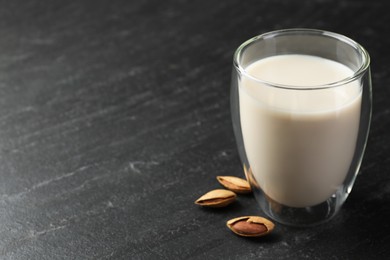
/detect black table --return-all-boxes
[0,0,389,259]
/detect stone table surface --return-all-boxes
[0,0,389,259]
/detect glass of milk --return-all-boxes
[231,29,372,226]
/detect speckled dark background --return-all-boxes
[0,0,389,259]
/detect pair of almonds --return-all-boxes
[194,176,251,207]
[195,174,275,238]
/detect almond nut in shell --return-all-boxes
[227,216,275,237]
[195,189,237,207]
[217,176,251,194]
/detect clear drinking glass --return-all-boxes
[231,29,372,226]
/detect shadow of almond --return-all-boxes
[240,232,282,244]
[199,200,244,214]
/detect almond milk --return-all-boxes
[239,54,361,208]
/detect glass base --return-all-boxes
[253,184,347,227]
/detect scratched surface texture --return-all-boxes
[0,0,389,259]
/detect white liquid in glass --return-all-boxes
[239,54,361,207]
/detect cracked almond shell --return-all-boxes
[227,216,275,237]
[217,176,251,194]
[195,189,236,207]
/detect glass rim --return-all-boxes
[233,28,370,90]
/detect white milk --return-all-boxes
[239,54,361,208]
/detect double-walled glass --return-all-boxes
[231,29,372,226]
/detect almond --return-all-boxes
[227,216,275,237]
[195,189,236,207]
[217,176,251,194]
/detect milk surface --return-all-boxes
[239,55,361,207]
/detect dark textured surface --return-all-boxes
[0,0,389,259]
